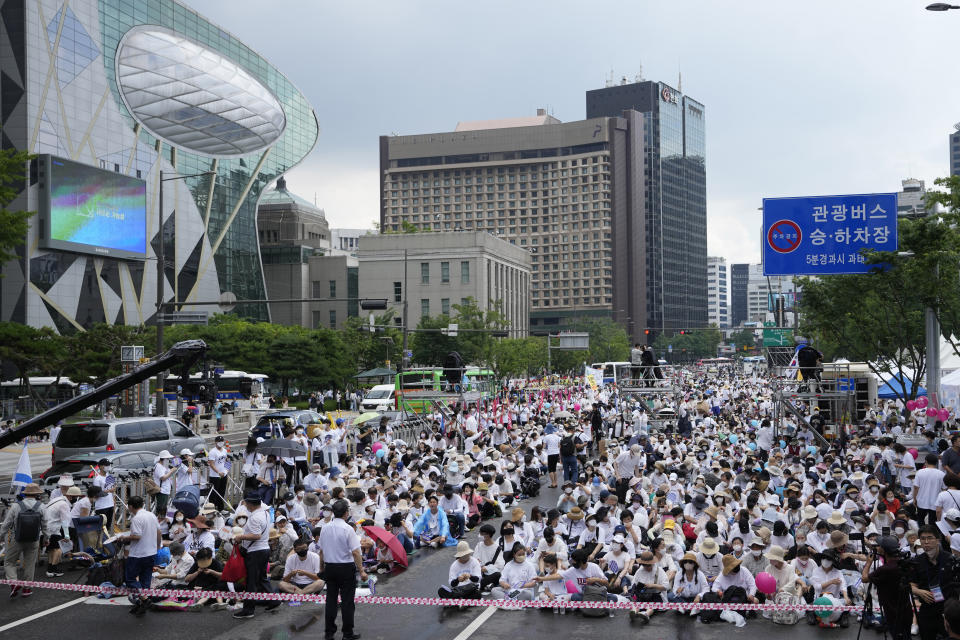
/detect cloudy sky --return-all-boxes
[190,0,958,265]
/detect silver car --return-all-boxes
[53,417,206,463]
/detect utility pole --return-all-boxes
[155,170,166,417]
[401,249,409,375]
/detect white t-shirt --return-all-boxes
[284,550,321,585]
[93,473,114,509]
[561,562,605,591]
[208,446,229,477]
[129,509,160,558]
[543,433,561,456]
[243,506,272,552]
[914,467,945,510]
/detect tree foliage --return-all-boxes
[652,327,723,362]
[410,298,507,367]
[0,144,35,267]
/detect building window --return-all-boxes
[441,298,450,315]
[312,310,321,329]
[421,262,430,284]
[329,280,336,298]
[393,282,402,303]
[312,281,323,299]
[421,298,430,317]
[441,261,450,283]
[329,309,337,328]
[461,261,470,284]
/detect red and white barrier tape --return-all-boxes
[0,579,861,612]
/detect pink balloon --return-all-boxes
[939,408,951,422]
[371,442,383,454]
[909,448,919,460]
[755,571,777,595]
[926,408,938,418]
[573,403,581,412]
[566,579,580,594]
[906,400,917,411]
[918,396,929,409]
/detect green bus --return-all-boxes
[393,366,497,413]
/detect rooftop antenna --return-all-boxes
[636,60,643,83]
[314,192,318,207]
[605,68,615,88]
[678,69,682,92]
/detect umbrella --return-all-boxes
[354,412,382,425]
[362,524,408,568]
[255,439,306,458]
[553,410,574,419]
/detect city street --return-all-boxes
[0,483,867,640]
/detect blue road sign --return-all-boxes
[762,192,898,275]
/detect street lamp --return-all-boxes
[927,3,960,10]
[155,169,216,416]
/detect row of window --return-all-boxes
[419,297,472,317]
[420,261,469,284]
[386,156,608,183]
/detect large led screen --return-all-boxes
[39,155,147,260]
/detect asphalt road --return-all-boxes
[0,483,871,640]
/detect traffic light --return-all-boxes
[360,298,388,310]
[644,329,650,335]
[679,330,685,335]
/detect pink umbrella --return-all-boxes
[362,524,409,568]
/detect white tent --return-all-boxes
[941,368,960,413]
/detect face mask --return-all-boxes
[514,554,526,562]
[236,517,248,526]
[297,549,308,558]
[870,487,879,493]
[751,549,762,557]
[175,516,184,523]
[821,559,833,569]
[216,442,224,448]
[895,528,905,535]
[503,528,514,536]
[732,544,742,553]
[587,522,597,530]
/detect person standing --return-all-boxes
[92,459,116,530]
[207,435,229,510]
[318,499,367,640]
[232,490,280,619]
[1,483,46,598]
[910,525,959,640]
[914,453,946,527]
[122,495,161,615]
[153,450,176,515]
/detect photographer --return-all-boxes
[911,524,960,640]
[863,535,913,640]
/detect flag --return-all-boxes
[12,444,31,488]
[104,475,116,490]
[223,460,232,472]
[439,413,445,435]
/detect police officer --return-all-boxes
[318,499,367,640]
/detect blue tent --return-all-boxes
[877,372,926,399]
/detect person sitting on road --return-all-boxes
[490,542,538,605]
[154,541,192,588]
[438,541,481,600]
[413,495,453,548]
[277,537,325,597]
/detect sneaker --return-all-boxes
[20,588,32,598]
[264,601,281,612]
[210,602,228,611]
[9,586,20,599]
[46,566,64,577]
[233,610,255,619]
[912,623,919,636]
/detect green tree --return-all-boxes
[410,298,507,367]
[492,336,547,378]
[341,309,402,373]
[0,322,64,405]
[0,143,35,267]
[549,316,631,373]
[65,323,154,385]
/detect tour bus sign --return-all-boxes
[762,192,898,275]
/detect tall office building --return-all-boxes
[586,79,707,333]
[379,110,647,339]
[707,256,728,328]
[951,124,960,177]
[0,0,318,330]
[730,263,750,327]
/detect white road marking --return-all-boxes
[0,596,87,632]
[451,605,497,640]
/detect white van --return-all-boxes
[361,384,396,412]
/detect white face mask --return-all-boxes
[821,559,833,569]
[751,549,762,557]
[587,522,597,530]
[216,443,224,449]
[732,544,742,553]
[564,488,573,494]
[895,528,906,536]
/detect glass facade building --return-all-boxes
[587,80,707,335]
[0,0,318,330]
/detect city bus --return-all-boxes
[1,377,80,416]
[393,366,497,413]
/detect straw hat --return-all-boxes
[754,526,772,542]
[721,554,743,575]
[827,511,846,526]
[200,502,217,515]
[510,507,525,523]
[802,505,818,520]
[21,483,42,496]
[66,486,82,497]
[764,545,787,563]
[704,505,720,519]
[345,479,360,489]
[830,530,849,548]
[57,475,74,487]
[567,506,584,521]
[679,551,699,568]
[699,537,719,555]
[455,541,474,558]
[476,482,489,492]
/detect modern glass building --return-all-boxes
[587,80,707,335]
[0,0,318,331]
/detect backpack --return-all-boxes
[771,591,801,625]
[144,477,162,495]
[14,501,43,543]
[560,436,575,457]
[580,583,609,617]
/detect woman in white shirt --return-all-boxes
[491,543,539,605]
[670,552,709,609]
[811,550,850,605]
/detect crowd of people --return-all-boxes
[4,362,960,639]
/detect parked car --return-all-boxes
[249,410,324,439]
[40,449,158,486]
[53,417,206,463]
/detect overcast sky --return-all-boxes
[189,0,959,265]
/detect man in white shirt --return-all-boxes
[543,426,562,488]
[123,495,161,615]
[207,435,230,510]
[92,458,116,529]
[318,499,367,640]
[278,538,325,595]
[153,450,176,516]
[232,491,281,619]
[439,541,482,599]
[614,445,644,503]
[912,452,944,527]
